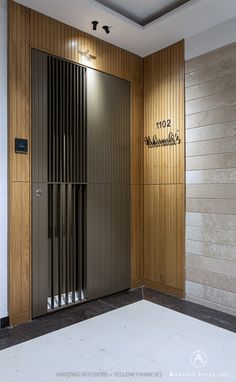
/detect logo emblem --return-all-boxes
[190,351,207,368]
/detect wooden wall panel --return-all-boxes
[8,0,143,324]
[9,3,30,182]
[9,182,31,324]
[8,2,31,325]
[143,41,185,297]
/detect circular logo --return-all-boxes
[190,350,207,368]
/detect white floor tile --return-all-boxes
[0,300,235,382]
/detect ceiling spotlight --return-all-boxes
[92,20,98,31]
[102,25,110,34]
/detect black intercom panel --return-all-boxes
[15,138,28,154]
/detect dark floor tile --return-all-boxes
[99,288,143,308]
[1,287,235,352]
[143,287,184,309]
[143,287,236,333]
[0,299,114,351]
[172,303,236,333]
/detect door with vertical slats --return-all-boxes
[32,50,86,317]
[32,50,131,318]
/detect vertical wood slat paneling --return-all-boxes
[9,3,30,182]
[144,42,184,185]
[8,0,143,324]
[143,41,185,297]
[9,182,31,324]
[8,2,31,324]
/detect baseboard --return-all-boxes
[131,279,143,289]
[0,316,9,329]
[143,279,185,299]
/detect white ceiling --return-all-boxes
[16,0,236,57]
[94,0,190,25]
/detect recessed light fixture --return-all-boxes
[102,25,110,34]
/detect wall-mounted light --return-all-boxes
[102,25,110,34]
[69,40,77,48]
[78,49,96,62]
[92,20,98,30]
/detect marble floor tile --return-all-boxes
[0,300,235,382]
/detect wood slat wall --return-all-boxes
[9,1,185,324]
[8,0,143,325]
[143,41,185,297]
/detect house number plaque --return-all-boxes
[144,119,181,148]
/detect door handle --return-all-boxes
[36,189,42,197]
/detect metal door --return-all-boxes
[86,69,131,299]
[32,51,131,317]
[32,50,86,317]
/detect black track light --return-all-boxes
[102,25,110,34]
[92,20,98,30]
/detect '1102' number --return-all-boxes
[156,119,171,128]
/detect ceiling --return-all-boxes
[94,0,191,26]
[16,0,236,57]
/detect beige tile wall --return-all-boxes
[185,43,236,316]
